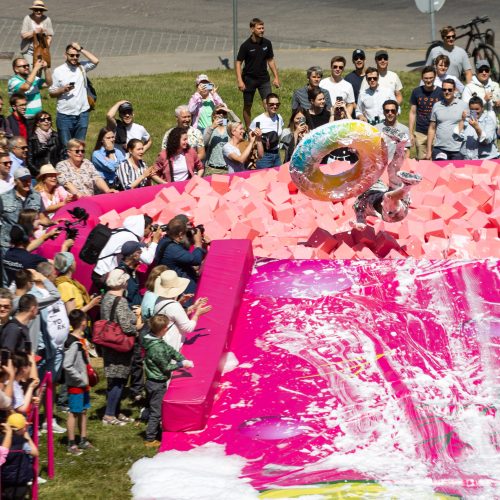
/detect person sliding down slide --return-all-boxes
[352,127,422,229]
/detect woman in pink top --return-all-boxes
[188,74,225,132]
[34,163,74,216]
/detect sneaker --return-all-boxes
[67,445,83,456]
[78,439,98,451]
[41,419,66,434]
[397,171,422,185]
[102,416,126,426]
[144,440,161,448]
[28,476,47,486]
[117,413,135,423]
[132,393,144,403]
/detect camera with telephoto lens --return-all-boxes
[186,224,205,245]
[150,223,168,232]
[49,207,89,240]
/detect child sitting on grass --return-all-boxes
[1,413,38,500]
[142,314,194,447]
[63,310,96,456]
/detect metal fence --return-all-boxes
[0,17,313,58]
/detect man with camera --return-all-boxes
[320,56,355,118]
[155,217,209,296]
[92,214,162,290]
[48,42,99,146]
[356,68,396,125]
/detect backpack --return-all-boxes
[79,225,135,265]
[1,435,34,486]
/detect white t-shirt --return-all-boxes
[172,154,190,181]
[154,299,197,352]
[0,178,13,195]
[116,122,150,153]
[319,77,355,104]
[38,287,70,349]
[249,113,284,137]
[222,143,244,173]
[360,70,403,95]
[49,61,97,115]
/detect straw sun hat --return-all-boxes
[154,270,189,299]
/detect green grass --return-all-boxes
[1,68,421,165]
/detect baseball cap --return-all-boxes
[121,240,144,257]
[352,49,365,60]
[13,167,31,180]
[7,413,27,431]
[196,74,210,85]
[475,59,490,70]
[375,49,389,59]
[118,102,133,114]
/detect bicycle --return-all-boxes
[426,16,500,82]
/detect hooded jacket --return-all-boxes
[93,214,158,276]
[462,76,500,114]
[142,332,185,382]
[63,334,89,388]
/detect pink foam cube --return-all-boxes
[333,242,357,259]
[448,173,474,193]
[470,183,494,206]
[231,221,259,240]
[277,163,292,184]
[210,174,230,195]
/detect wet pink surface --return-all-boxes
[162,259,500,497]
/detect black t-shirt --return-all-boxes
[306,108,330,130]
[0,318,29,353]
[410,86,444,134]
[345,71,364,103]
[237,37,274,83]
[3,248,47,287]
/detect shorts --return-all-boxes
[243,78,272,106]
[68,390,90,414]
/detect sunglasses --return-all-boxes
[268,102,280,107]
[383,109,397,114]
[367,76,378,81]
[442,88,454,93]
[332,65,344,70]
[66,53,80,58]
[38,117,51,122]
[16,64,30,69]
[376,56,388,61]
[0,161,13,166]
[71,149,85,154]
[0,304,11,309]
[444,35,456,40]
[478,67,490,73]
[353,56,365,61]
[32,9,45,13]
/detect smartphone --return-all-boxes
[1,350,10,366]
[336,96,343,102]
[255,121,260,128]
[205,83,214,90]
[470,110,478,120]
[68,82,75,88]
[221,118,228,126]
[24,340,32,353]
[298,117,306,125]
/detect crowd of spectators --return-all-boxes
[0,3,499,492]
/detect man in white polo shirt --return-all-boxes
[49,42,99,146]
[320,56,355,117]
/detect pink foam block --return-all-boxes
[432,204,459,223]
[231,221,260,240]
[277,162,292,184]
[266,183,292,206]
[419,161,443,185]
[293,209,317,229]
[210,174,230,195]
[470,183,494,207]
[306,227,338,254]
[356,246,378,259]
[291,245,315,259]
[98,209,121,228]
[202,219,227,240]
[213,207,235,231]
[118,207,141,219]
[157,185,182,203]
[244,171,270,192]
[163,240,254,432]
[183,175,205,194]
[315,214,340,235]
[403,236,424,258]
[425,218,448,239]
[272,203,295,223]
[464,209,491,229]
[333,241,357,259]
[448,173,474,193]
[475,227,498,240]
[233,179,262,200]
[473,239,500,258]
[421,192,444,207]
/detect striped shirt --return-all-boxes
[116,158,148,190]
[8,75,45,118]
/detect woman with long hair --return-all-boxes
[155,127,204,182]
[91,127,125,190]
[306,87,333,130]
[27,111,63,177]
[116,139,163,190]
[281,107,309,162]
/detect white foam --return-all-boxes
[129,443,258,500]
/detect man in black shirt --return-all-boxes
[0,293,38,353]
[236,18,280,128]
[345,49,366,103]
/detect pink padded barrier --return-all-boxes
[162,239,254,432]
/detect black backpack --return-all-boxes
[1,435,34,486]
[79,224,135,265]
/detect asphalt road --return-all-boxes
[1,0,498,50]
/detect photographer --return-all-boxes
[155,217,210,296]
[92,214,162,290]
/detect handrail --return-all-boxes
[30,371,54,500]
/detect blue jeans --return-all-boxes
[105,377,125,417]
[56,111,90,146]
[256,151,282,169]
